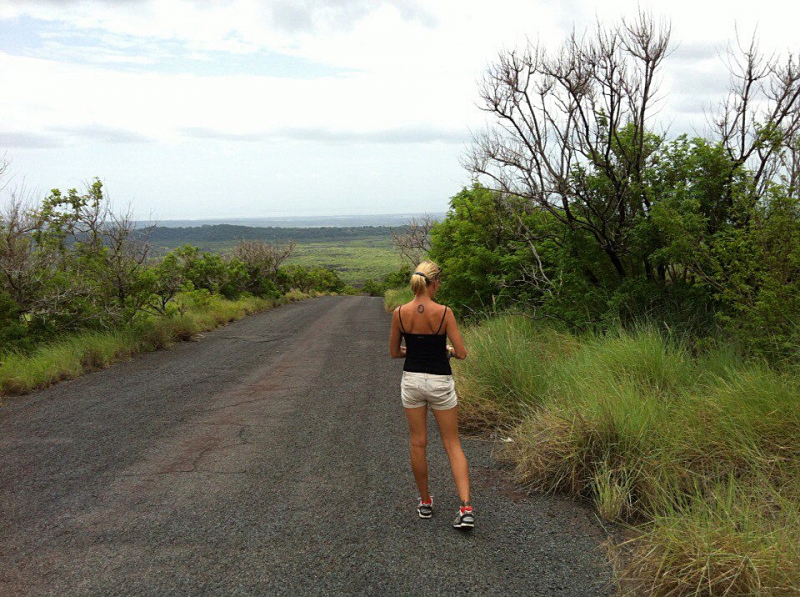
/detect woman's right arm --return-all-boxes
[389,307,406,358]
[444,308,467,359]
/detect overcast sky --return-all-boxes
[1,0,798,220]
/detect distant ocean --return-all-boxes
[136,213,445,229]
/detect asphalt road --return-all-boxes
[0,296,613,596]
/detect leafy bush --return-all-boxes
[360,278,386,297]
[279,265,346,294]
[362,265,413,297]
[429,184,540,317]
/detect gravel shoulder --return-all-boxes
[0,296,614,595]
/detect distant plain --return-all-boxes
[145,223,404,285]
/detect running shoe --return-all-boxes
[417,496,433,519]
[453,506,475,529]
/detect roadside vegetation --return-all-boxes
[454,319,799,595]
[0,291,312,396]
[384,14,800,596]
[383,287,413,312]
[0,178,350,396]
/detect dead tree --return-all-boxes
[0,186,38,307]
[465,12,672,281]
[232,239,295,278]
[392,215,434,267]
[712,34,800,203]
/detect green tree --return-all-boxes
[458,14,800,350]
[429,184,543,316]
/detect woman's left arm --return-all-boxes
[389,308,406,358]
[444,309,467,359]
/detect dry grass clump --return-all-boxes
[456,316,800,595]
[619,478,800,596]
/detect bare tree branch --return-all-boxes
[392,215,435,267]
[465,11,672,280]
[233,239,295,278]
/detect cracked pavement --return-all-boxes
[0,296,613,595]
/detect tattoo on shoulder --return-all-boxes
[417,304,424,313]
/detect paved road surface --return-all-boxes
[1,296,613,595]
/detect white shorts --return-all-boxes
[401,371,458,410]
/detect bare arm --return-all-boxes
[389,307,406,358]
[444,308,467,359]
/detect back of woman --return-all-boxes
[397,301,448,335]
[388,260,473,529]
[397,301,451,376]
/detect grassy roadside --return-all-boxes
[0,290,312,398]
[452,315,800,596]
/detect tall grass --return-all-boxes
[455,316,579,430]
[0,292,309,397]
[454,315,800,595]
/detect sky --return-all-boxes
[1,0,799,220]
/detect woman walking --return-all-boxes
[389,260,473,529]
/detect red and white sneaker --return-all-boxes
[417,496,433,519]
[453,506,474,529]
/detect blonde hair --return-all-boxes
[410,260,442,295]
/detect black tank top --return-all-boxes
[398,306,452,375]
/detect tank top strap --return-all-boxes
[397,306,406,333]
[436,306,448,335]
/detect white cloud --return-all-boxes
[181,124,470,144]
[2,0,800,218]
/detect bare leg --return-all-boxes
[432,405,470,504]
[404,406,430,500]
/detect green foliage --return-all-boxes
[429,183,542,316]
[169,245,230,296]
[1,180,329,353]
[382,265,412,289]
[0,179,162,340]
[429,183,627,325]
[279,265,347,294]
[435,133,800,359]
[361,265,412,297]
[0,290,30,352]
[360,279,385,297]
[705,189,800,358]
[651,137,800,358]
